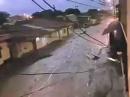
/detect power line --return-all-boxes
[98,0,106,4]
[32,0,46,11]
[90,0,106,6]
[73,31,105,46]
[66,0,99,8]
[67,0,109,8]
[80,28,107,46]
[42,0,56,11]
[17,69,93,76]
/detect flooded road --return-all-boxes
[0,18,124,97]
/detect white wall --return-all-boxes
[60,28,68,38]
[0,42,10,65]
[15,42,34,58]
[68,26,73,34]
[36,36,48,49]
[47,32,60,44]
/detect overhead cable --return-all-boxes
[90,0,106,6]
[66,0,99,8]
[32,0,46,11]
[42,0,56,11]
[80,28,107,46]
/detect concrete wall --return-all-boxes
[47,32,60,44]
[36,36,48,49]
[20,42,34,55]
[60,28,68,38]
[91,19,97,24]
[39,27,73,46]
[0,42,10,65]
[68,26,74,34]
[12,42,34,58]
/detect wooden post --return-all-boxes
[119,0,129,95]
[127,0,130,96]
[119,0,127,33]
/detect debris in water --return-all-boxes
[107,57,120,63]
[92,55,100,60]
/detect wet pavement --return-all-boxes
[0,18,124,97]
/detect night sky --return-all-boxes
[0,0,114,15]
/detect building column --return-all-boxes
[32,39,37,50]
[8,41,17,59]
[67,28,69,36]
[58,31,61,40]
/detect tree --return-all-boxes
[32,12,42,18]
[0,12,10,25]
[64,8,81,15]
[87,9,99,19]
[53,10,64,16]
[32,9,54,18]
[32,9,63,19]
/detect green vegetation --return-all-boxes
[87,9,99,19]
[32,8,81,19]
[0,12,10,25]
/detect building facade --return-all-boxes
[0,18,74,65]
[0,33,11,65]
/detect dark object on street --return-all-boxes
[92,54,100,60]
[83,30,86,34]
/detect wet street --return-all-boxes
[0,18,124,97]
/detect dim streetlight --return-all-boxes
[23,13,33,19]
[98,9,101,11]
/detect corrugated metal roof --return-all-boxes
[23,24,55,32]
[0,29,12,41]
[27,18,73,29]
[0,18,73,41]
[2,25,54,38]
